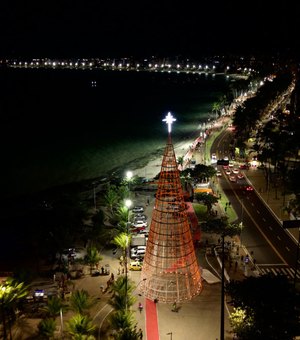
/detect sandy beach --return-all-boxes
[131,114,232,180]
[132,138,195,179]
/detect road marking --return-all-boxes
[285,246,290,252]
[268,226,273,230]
[257,210,260,214]
[262,218,266,222]
[234,195,287,264]
[251,202,254,206]
[277,236,281,241]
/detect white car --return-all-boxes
[133,214,147,222]
[132,206,144,213]
[216,171,222,177]
[131,245,146,253]
[130,246,146,258]
[132,221,148,228]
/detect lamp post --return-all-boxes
[126,171,133,191]
[240,198,244,246]
[220,233,225,340]
[167,332,173,340]
[124,199,132,310]
[60,308,63,339]
[92,181,97,212]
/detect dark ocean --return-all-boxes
[0,68,230,199]
[0,67,233,269]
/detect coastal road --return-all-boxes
[212,127,300,280]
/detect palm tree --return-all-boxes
[38,318,57,339]
[41,295,68,320]
[104,185,120,215]
[109,310,139,340]
[212,102,221,118]
[69,290,97,315]
[0,278,28,340]
[177,156,184,168]
[85,246,103,274]
[108,276,136,311]
[115,206,132,233]
[112,233,131,271]
[66,313,96,339]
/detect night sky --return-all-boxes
[0,1,299,58]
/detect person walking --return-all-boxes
[138,328,143,339]
[138,302,143,313]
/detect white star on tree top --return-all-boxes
[163,112,176,133]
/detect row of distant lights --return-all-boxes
[13,61,94,67]
[11,61,254,77]
[12,60,227,71]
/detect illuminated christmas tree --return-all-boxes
[140,112,202,303]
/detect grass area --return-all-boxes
[192,203,208,221]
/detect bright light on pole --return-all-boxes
[124,199,132,311]
[126,171,133,191]
[60,308,63,338]
[126,171,133,181]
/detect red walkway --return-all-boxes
[146,298,160,340]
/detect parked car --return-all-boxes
[132,206,144,213]
[229,175,236,182]
[130,261,142,271]
[137,229,149,236]
[244,185,254,191]
[130,246,146,258]
[133,214,147,222]
[216,171,222,177]
[131,245,146,252]
[132,220,147,227]
[130,225,147,233]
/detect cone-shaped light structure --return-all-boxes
[140,112,202,303]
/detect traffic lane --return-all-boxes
[238,195,283,264]
[241,191,298,266]
[221,180,281,264]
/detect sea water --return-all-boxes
[0,67,230,199]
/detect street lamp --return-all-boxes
[124,199,132,310]
[240,198,244,246]
[126,171,133,191]
[167,332,173,340]
[60,308,63,339]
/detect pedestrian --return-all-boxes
[138,302,143,313]
[138,328,143,339]
[172,301,177,312]
[111,273,115,281]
